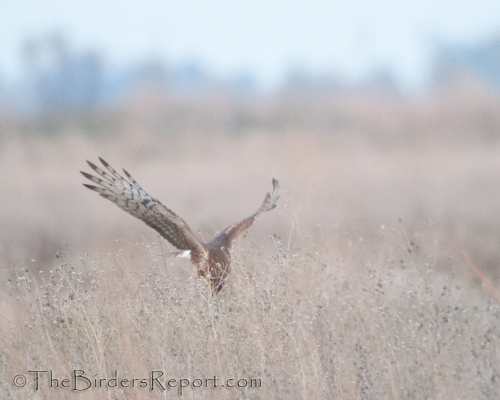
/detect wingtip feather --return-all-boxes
[81,171,94,180]
[122,168,134,181]
[98,156,109,167]
[83,183,98,191]
[86,160,100,172]
[272,178,279,190]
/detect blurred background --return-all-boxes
[1,0,500,284]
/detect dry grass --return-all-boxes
[2,227,500,399]
[1,88,500,399]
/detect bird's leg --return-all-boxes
[195,264,206,277]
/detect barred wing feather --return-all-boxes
[81,157,207,259]
[207,178,280,251]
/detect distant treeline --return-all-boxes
[1,32,500,118]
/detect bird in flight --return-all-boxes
[81,157,280,293]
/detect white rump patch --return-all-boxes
[180,250,191,258]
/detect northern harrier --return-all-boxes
[81,158,279,293]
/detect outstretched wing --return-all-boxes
[81,157,208,261]
[207,178,280,251]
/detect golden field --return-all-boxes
[1,86,500,399]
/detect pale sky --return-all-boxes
[1,0,500,89]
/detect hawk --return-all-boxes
[81,157,280,293]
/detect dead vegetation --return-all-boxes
[1,88,500,399]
